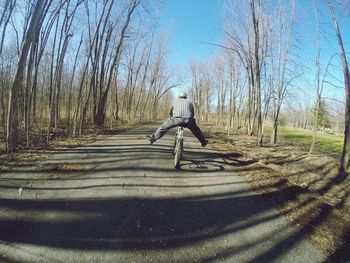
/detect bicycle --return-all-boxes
[173,126,184,169]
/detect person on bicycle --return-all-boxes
[147,92,208,147]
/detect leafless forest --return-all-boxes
[0,0,175,149]
[0,0,349,170]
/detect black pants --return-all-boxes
[151,117,206,144]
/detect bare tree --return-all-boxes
[52,0,82,130]
[327,0,350,172]
[190,59,213,123]
[6,0,49,151]
[67,33,83,133]
[213,58,227,128]
[133,28,155,121]
[270,1,295,144]
[72,0,114,135]
[0,0,16,55]
[0,0,169,150]
[221,1,255,136]
[94,0,140,127]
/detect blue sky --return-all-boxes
[158,0,223,67]
[157,0,350,102]
[158,0,350,66]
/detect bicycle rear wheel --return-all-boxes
[174,138,183,168]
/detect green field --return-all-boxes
[265,126,344,156]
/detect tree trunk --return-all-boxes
[310,0,321,155]
[6,0,46,151]
[327,0,350,172]
[67,33,83,133]
[250,0,263,146]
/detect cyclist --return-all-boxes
[147,92,208,147]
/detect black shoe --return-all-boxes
[146,135,155,144]
[201,140,208,147]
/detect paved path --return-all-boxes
[0,124,327,262]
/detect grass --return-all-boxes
[265,126,344,156]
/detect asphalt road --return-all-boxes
[0,123,327,262]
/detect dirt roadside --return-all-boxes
[0,123,149,171]
[202,124,350,262]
